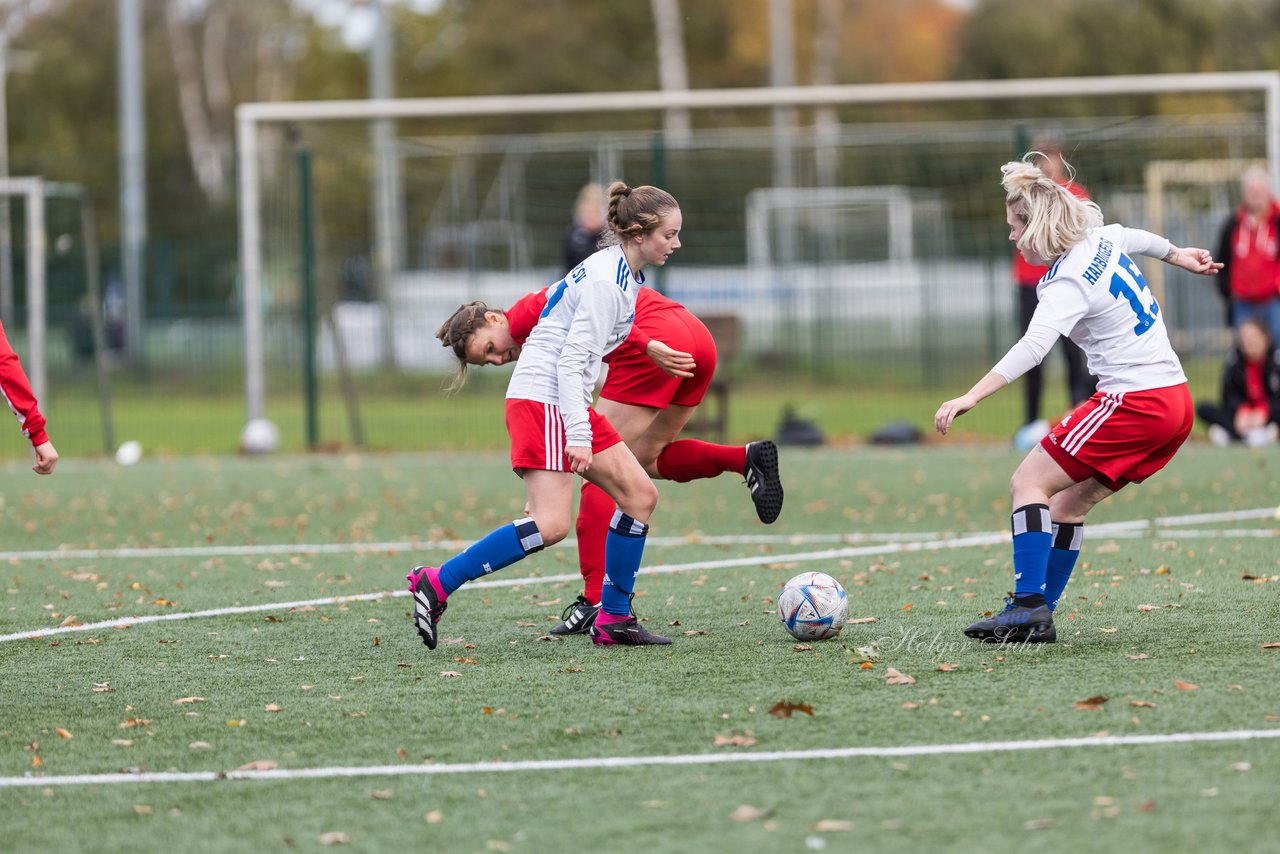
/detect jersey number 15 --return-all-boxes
[1109,252,1160,336]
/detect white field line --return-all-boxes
[2,728,1278,789]
[2,506,1277,645]
[0,531,942,562]
[2,504,1274,563]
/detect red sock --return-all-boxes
[576,482,613,603]
[655,439,746,483]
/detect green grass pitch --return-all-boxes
[1,444,1277,853]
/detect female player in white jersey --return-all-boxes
[935,154,1223,643]
[435,285,784,636]
[409,181,681,649]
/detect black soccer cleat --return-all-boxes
[590,616,672,646]
[744,440,784,524]
[407,566,448,650]
[549,595,601,636]
[964,598,1055,644]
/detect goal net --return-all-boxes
[237,72,1279,436]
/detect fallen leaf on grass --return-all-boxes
[515,621,537,628]
[424,810,444,824]
[714,734,758,748]
[1263,643,1280,649]
[59,615,83,627]
[1098,628,1119,634]
[112,739,134,746]
[729,804,771,822]
[769,701,815,718]
[172,696,206,705]
[1130,700,1158,708]
[1074,695,1108,711]
[55,728,73,739]
[936,663,958,672]
[265,704,283,713]
[119,718,152,729]
[1126,653,1151,660]
[319,832,350,845]
[1136,800,1157,812]
[535,598,563,607]
[236,759,279,771]
[792,644,812,652]
[1024,818,1055,830]
[440,671,462,678]
[133,805,153,815]
[370,789,392,800]
[534,635,563,642]
[885,668,916,685]
[189,742,212,750]
[847,616,877,625]
[859,662,875,670]
[1175,680,1200,691]
[814,819,854,831]
[683,630,708,636]
[92,682,113,693]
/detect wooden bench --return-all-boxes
[682,313,742,443]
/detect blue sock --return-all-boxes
[438,518,543,594]
[1011,504,1052,602]
[600,510,649,616]
[1044,522,1083,612]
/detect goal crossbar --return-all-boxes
[236,70,1280,423]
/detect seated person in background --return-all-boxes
[1196,317,1280,446]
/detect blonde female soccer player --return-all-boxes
[935,153,1222,643]
[409,182,683,648]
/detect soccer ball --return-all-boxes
[240,418,280,455]
[776,571,848,641]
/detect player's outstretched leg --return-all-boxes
[407,566,448,650]
[744,440,784,524]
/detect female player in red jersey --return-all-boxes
[410,182,686,649]
[935,153,1222,643]
[437,285,784,635]
[0,320,57,475]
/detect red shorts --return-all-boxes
[505,399,623,473]
[601,308,717,409]
[1041,383,1193,491]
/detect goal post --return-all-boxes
[236,70,1280,428]
[0,176,45,400]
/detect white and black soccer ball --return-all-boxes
[776,571,849,641]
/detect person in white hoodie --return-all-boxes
[935,153,1223,644]
[409,181,682,650]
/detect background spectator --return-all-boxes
[562,182,608,273]
[1213,168,1280,340]
[1195,316,1280,446]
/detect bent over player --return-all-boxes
[436,285,784,635]
[935,153,1222,643]
[409,182,681,649]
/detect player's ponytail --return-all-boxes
[1002,153,1102,262]
[604,181,678,245]
[436,301,497,392]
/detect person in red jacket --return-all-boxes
[1195,317,1280,446]
[437,285,783,635]
[1213,168,1280,341]
[0,320,58,474]
[1012,136,1097,441]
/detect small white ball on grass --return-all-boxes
[241,418,280,455]
[115,440,142,466]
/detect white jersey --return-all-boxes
[993,224,1186,393]
[506,244,642,446]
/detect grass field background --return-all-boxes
[1,444,1278,852]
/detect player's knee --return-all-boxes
[622,480,659,521]
[539,522,570,547]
